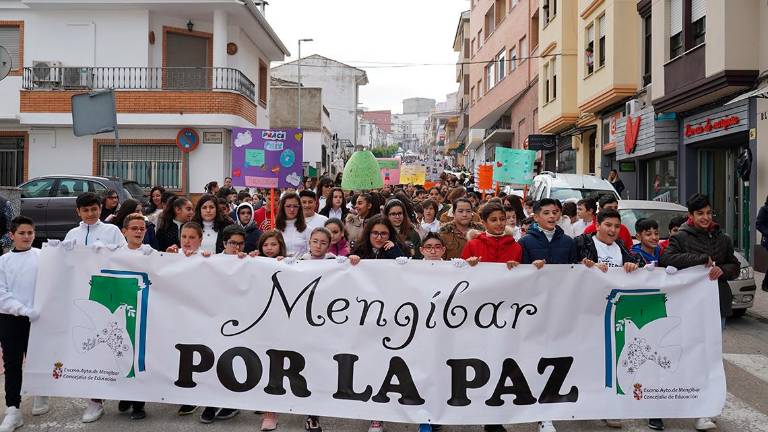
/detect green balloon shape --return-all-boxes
[341,150,384,190]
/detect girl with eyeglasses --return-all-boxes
[347,214,407,432]
[384,200,422,258]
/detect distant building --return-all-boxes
[269,79,332,173]
[361,110,392,134]
[393,98,434,153]
[272,54,368,149]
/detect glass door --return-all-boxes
[699,148,742,250]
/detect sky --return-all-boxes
[266,0,470,114]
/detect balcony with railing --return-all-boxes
[22,66,256,102]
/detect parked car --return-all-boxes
[618,200,756,317]
[530,172,620,202]
[19,175,148,240]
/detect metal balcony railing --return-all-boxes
[22,66,256,102]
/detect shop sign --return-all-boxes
[684,116,741,138]
[624,116,642,154]
[526,134,558,151]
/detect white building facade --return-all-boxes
[0,0,289,194]
[271,55,368,151]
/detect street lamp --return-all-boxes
[297,38,313,130]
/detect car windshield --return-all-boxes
[619,208,687,239]
[550,188,618,202]
[123,181,146,199]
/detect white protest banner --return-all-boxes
[23,246,726,424]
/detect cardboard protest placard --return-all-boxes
[493,148,537,185]
[377,158,401,185]
[231,128,304,189]
[400,165,427,185]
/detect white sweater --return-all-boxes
[281,219,309,257]
[64,220,127,247]
[0,248,40,316]
[201,221,218,253]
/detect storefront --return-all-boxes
[542,135,576,174]
[679,100,750,251]
[614,107,678,201]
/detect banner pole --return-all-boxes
[270,188,276,229]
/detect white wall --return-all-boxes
[0,76,21,119]
[7,9,150,68]
[28,128,93,177]
[302,131,322,167]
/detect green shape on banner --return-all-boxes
[612,293,668,395]
[377,159,399,169]
[245,149,265,167]
[493,148,537,185]
[342,151,384,190]
[89,276,140,377]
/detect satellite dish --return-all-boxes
[0,46,11,81]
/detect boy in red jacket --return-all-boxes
[462,202,522,269]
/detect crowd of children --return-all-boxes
[0,174,740,432]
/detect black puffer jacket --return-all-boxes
[660,224,740,317]
[573,232,643,266]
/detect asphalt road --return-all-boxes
[2,274,768,432]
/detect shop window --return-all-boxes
[99,144,182,190]
[647,156,678,203]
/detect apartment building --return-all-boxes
[0,0,289,194]
[467,0,539,169]
[272,55,368,151]
[647,0,760,254]
[539,0,767,257]
[448,10,470,162]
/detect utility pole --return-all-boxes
[297,38,313,130]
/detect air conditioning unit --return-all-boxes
[32,61,62,87]
[62,67,93,89]
[625,99,642,116]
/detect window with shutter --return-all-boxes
[669,0,683,58]
[691,0,706,22]
[598,15,606,68]
[670,0,683,35]
[690,0,706,46]
[0,25,21,73]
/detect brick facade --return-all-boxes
[19,90,257,125]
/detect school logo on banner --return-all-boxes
[604,290,684,400]
[69,270,151,380]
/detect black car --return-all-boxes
[19,175,148,240]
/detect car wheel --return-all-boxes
[731,309,747,318]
